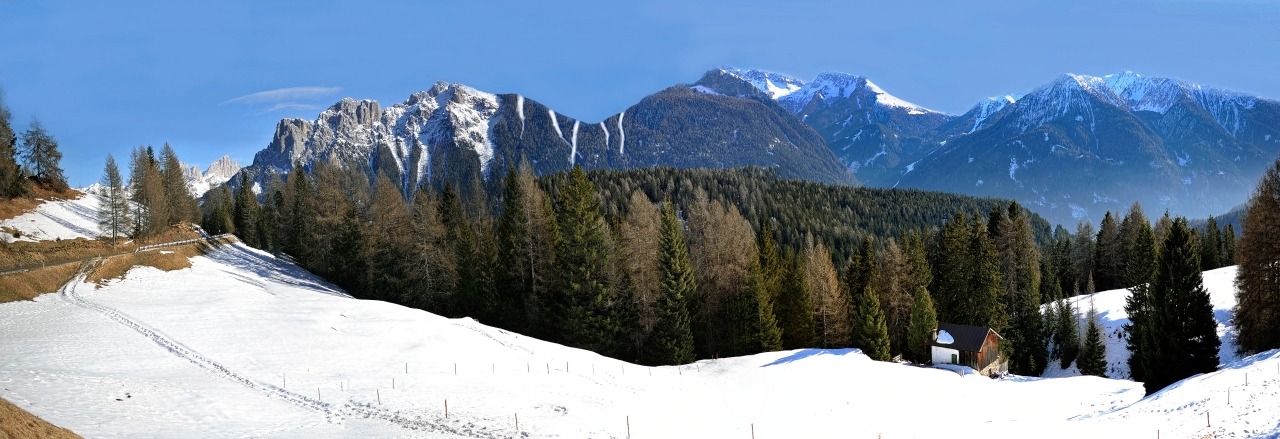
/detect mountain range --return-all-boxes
[728,68,1280,224]
[230,68,1280,225]
[238,71,855,200]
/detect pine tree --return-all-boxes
[642,200,696,365]
[1200,216,1222,271]
[552,167,617,355]
[19,119,67,190]
[97,154,131,247]
[233,173,260,248]
[1123,218,1158,382]
[906,286,937,364]
[852,283,891,361]
[1077,297,1108,377]
[1144,218,1220,394]
[1234,159,1280,356]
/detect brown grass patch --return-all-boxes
[0,224,202,272]
[0,184,84,222]
[85,243,208,285]
[0,263,79,304]
[0,397,82,439]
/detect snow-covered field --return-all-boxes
[1,190,101,243]
[1,244,1277,438]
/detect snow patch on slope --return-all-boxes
[1,191,101,243]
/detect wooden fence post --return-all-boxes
[317,387,320,401]
[751,423,755,439]
[515,413,519,431]
[445,399,449,418]
[377,389,381,405]
[627,415,630,439]
[393,378,395,389]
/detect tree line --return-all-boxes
[1234,159,1280,366]
[213,161,1243,394]
[95,144,200,244]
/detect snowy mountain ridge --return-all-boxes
[182,155,242,197]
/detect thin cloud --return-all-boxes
[222,86,342,105]
[253,103,321,115]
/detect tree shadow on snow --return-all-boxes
[760,348,861,367]
[202,243,350,298]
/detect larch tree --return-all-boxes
[97,154,131,247]
[408,185,457,314]
[642,200,696,366]
[159,143,197,224]
[995,202,1046,375]
[807,238,849,349]
[687,192,758,358]
[616,191,661,333]
[129,146,168,237]
[19,119,67,191]
[875,238,913,357]
[0,87,28,199]
[1234,159,1280,356]
[1072,221,1096,294]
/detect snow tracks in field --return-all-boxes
[59,259,520,438]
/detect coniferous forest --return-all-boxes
[202,161,1254,394]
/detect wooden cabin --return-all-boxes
[929,322,1006,376]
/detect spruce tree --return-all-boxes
[1122,218,1158,382]
[1144,218,1220,394]
[967,217,1007,332]
[1220,224,1236,267]
[552,167,617,355]
[741,259,784,354]
[905,286,937,364]
[995,202,1045,376]
[642,201,696,365]
[1055,284,1081,369]
[1072,221,1096,292]
[1234,159,1280,356]
[1077,298,1108,377]
[852,284,891,361]
[1200,216,1222,271]
[287,164,317,268]
[1094,212,1122,291]
[97,154,131,247]
[776,253,817,350]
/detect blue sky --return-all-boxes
[1,0,1278,187]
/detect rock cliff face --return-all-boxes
[183,155,243,197]
[236,74,857,196]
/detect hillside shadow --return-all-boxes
[761,348,860,367]
[202,243,350,298]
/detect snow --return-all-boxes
[515,95,525,138]
[598,122,609,150]
[936,330,954,344]
[616,111,626,155]
[1,191,101,243]
[864,80,938,115]
[548,109,565,143]
[689,85,720,96]
[569,120,579,165]
[5,243,1279,438]
[729,69,804,99]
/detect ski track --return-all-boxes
[60,259,519,439]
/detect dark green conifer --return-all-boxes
[906,286,937,364]
[776,253,817,350]
[553,167,617,354]
[1077,300,1108,377]
[1144,218,1220,394]
[1123,218,1157,381]
[642,201,696,365]
[853,284,891,361]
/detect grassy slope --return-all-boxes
[0,397,82,439]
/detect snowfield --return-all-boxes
[1,190,101,243]
[1,245,1277,438]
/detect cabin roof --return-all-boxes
[929,322,1001,353]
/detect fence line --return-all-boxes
[135,233,234,253]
